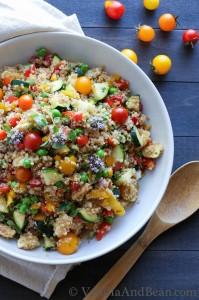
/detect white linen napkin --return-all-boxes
[0,0,84,298]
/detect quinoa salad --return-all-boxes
[0,48,163,255]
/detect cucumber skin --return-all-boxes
[13,211,26,230]
[77,209,100,223]
[112,145,125,163]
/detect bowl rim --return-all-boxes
[0,32,174,264]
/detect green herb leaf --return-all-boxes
[53,126,59,133]
[68,130,77,142]
[3,124,11,132]
[52,143,66,150]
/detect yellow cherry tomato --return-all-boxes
[158,13,177,32]
[57,232,80,255]
[121,49,138,64]
[143,0,159,10]
[137,25,155,42]
[151,55,172,75]
[75,76,92,94]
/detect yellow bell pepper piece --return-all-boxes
[0,103,5,110]
[6,190,16,207]
[86,189,125,216]
[33,213,46,221]
[61,90,75,98]
[54,155,62,161]
[50,74,57,82]
[56,147,70,155]
[69,155,76,163]
[42,136,49,142]
[19,183,27,192]
[57,159,76,175]
[112,73,121,80]
[105,155,115,167]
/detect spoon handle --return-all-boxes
[83,213,165,300]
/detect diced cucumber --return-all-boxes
[13,210,26,230]
[50,98,69,109]
[65,82,75,91]
[0,196,9,213]
[131,126,143,147]
[112,145,125,163]
[36,221,53,238]
[49,79,64,92]
[115,168,136,186]
[41,168,63,185]
[11,80,29,88]
[43,236,56,250]
[51,54,62,67]
[77,208,100,223]
[92,82,109,101]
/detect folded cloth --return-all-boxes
[0,0,84,298]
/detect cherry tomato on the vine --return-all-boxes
[111,106,128,123]
[121,49,138,64]
[158,14,178,32]
[104,1,125,20]
[24,132,42,151]
[143,0,159,10]
[151,55,172,75]
[137,25,155,42]
[75,76,92,95]
[18,95,34,110]
[182,29,199,47]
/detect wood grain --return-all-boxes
[46,0,199,30]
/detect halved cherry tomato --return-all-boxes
[9,117,20,127]
[182,29,199,47]
[76,135,89,146]
[5,95,19,103]
[70,181,81,192]
[53,62,64,72]
[95,222,111,241]
[15,167,32,182]
[57,233,80,255]
[111,106,128,123]
[24,132,42,151]
[142,158,155,169]
[137,25,155,42]
[104,1,125,20]
[115,79,128,90]
[43,55,52,67]
[18,95,34,110]
[132,116,139,125]
[133,154,142,165]
[0,184,11,194]
[0,130,7,140]
[2,77,11,86]
[62,111,75,118]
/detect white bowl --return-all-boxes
[0,32,174,264]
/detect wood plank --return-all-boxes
[154,82,199,136]
[83,28,199,82]
[47,0,199,30]
[1,251,199,299]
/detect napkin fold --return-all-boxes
[0,0,84,298]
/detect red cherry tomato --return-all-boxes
[115,79,128,90]
[111,106,128,123]
[76,135,89,146]
[70,181,81,192]
[18,95,34,110]
[95,222,111,241]
[104,208,114,217]
[182,29,199,47]
[0,130,7,140]
[0,184,11,195]
[17,142,25,151]
[132,116,139,125]
[9,117,20,127]
[104,1,125,20]
[5,95,19,103]
[24,132,42,151]
[15,167,32,182]
[29,178,43,188]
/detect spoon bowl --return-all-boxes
[84,161,199,300]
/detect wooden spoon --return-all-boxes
[83,161,199,300]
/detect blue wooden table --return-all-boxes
[1,1,199,299]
